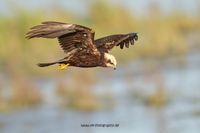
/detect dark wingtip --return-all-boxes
[134,33,138,41]
[129,32,138,41]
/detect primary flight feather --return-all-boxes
[26,21,138,70]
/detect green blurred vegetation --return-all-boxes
[0,1,200,111]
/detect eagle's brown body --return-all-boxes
[64,50,102,67]
[26,21,138,69]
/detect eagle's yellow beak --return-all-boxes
[58,63,69,70]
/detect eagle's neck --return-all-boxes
[99,53,106,66]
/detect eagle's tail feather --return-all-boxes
[37,62,57,67]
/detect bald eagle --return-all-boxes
[26,21,138,70]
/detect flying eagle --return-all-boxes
[26,21,138,70]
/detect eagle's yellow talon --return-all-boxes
[58,64,69,70]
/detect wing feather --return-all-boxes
[26,21,97,54]
[95,33,138,52]
[26,22,75,39]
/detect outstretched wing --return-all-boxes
[95,33,138,52]
[26,21,97,54]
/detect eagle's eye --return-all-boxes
[107,59,113,64]
[107,59,111,63]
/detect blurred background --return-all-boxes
[0,0,200,133]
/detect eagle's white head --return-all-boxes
[104,53,117,70]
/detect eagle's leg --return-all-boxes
[58,63,69,70]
